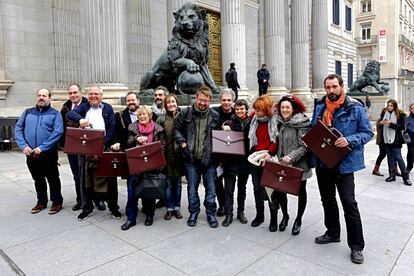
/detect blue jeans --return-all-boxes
[385,145,407,175]
[185,160,217,215]
[166,176,182,211]
[125,175,139,222]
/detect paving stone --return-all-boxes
[4,225,137,276]
[145,226,272,276]
[390,234,414,275]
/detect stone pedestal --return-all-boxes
[0,80,14,107]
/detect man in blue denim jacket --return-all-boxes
[310,74,373,265]
[15,88,64,215]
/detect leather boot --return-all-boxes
[269,209,278,232]
[372,165,384,176]
[237,211,248,224]
[278,214,289,232]
[403,173,412,186]
[222,215,233,227]
[292,218,302,235]
[251,207,264,227]
[385,173,396,182]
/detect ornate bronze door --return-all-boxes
[206,12,222,86]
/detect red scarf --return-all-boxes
[323,90,346,127]
[138,121,155,143]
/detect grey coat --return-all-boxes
[276,112,312,180]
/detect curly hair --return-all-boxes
[252,95,274,118]
[276,95,306,115]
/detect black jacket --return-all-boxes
[114,108,134,150]
[378,111,406,148]
[226,68,240,90]
[173,105,220,167]
[59,96,88,148]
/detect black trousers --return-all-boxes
[259,83,268,96]
[270,180,307,220]
[67,153,81,204]
[26,149,63,206]
[316,167,364,251]
[223,172,249,215]
[250,164,266,210]
[141,198,156,217]
[374,144,387,166]
[407,143,414,171]
[215,175,225,208]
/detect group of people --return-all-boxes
[372,99,414,186]
[14,73,372,264]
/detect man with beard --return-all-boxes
[212,88,235,217]
[15,88,64,214]
[59,83,89,211]
[310,74,373,264]
[151,86,168,121]
[67,86,122,221]
[174,85,221,228]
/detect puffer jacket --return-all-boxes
[15,105,63,152]
[310,95,374,174]
[277,112,311,178]
[173,105,220,167]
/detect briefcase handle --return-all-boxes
[331,128,342,138]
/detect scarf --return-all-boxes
[323,91,346,127]
[138,120,155,143]
[383,111,396,144]
[248,114,278,149]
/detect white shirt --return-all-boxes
[85,105,106,130]
[130,112,138,123]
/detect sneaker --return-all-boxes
[111,210,122,219]
[31,204,46,214]
[78,210,93,221]
[72,202,82,211]
[351,250,364,264]
[48,204,62,215]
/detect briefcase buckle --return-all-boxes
[112,158,119,169]
[226,136,232,146]
[321,138,332,149]
[277,170,286,182]
[80,134,89,146]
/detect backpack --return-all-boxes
[225,71,232,83]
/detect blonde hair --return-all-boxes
[136,105,153,119]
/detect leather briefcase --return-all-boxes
[125,141,166,174]
[212,130,245,155]
[64,127,105,156]
[260,160,304,196]
[301,120,352,168]
[96,152,129,177]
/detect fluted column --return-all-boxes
[264,0,287,97]
[291,0,313,104]
[167,0,196,38]
[221,0,247,89]
[312,0,329,97]
[0,4,13,107]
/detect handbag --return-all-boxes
[301,120,351,168]
[212,130,245,155]
[135,172,166,199]
[125,141,166,174]
[403,130,411,144]
[64,127,105,156]
[260,160,304,196]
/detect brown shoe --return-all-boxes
[31,204,46,214]
[48,204,62,215]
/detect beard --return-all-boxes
[128,104,137,112]
[328,93,340,102]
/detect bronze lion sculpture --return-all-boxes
[349,60,390,93]
[139,3,219,95]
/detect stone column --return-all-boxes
[291,0,313,104]
[264,0,287,98]
[167,0,196,38]
[312,0,329,97]
[221,0,247,90]
[0,5,14,107]
[83,0,128,103]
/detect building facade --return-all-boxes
[0,0,357,112]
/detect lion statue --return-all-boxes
[349,60,390,93]
[139,3,219,95]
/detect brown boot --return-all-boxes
[372,164,384,176]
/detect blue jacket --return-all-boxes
[406,113,414,142]
[66,102,116,148]
[15,105,64,152]
[310,96,374,174]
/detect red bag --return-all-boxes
[260,160,304,196]
[96,152,129,177]
[125,141,166,174]
[301,120,351,168]
[212,130,245,155]
[64,127,104,156]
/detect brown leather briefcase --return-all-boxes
[301,120,352,168]
[96,152,129,177]
[212,130,245,155]
[64,127,105,156]
[125,141,166,174]
[260,160,304,196]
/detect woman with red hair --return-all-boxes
[248,95,278,230]
[273,95,311,235]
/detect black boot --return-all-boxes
[403,173,412,186]
[251,207,264,227]
[278,214,289,232]
[385,173,396,182]
[292,218,302,235]
[269,209,278,232]
[222,215,233,227]
[237,211,248,224]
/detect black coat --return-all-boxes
[114,108,134,150]
[59,96,88,148]
[378,111,406,148]
[173,105,220,167]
